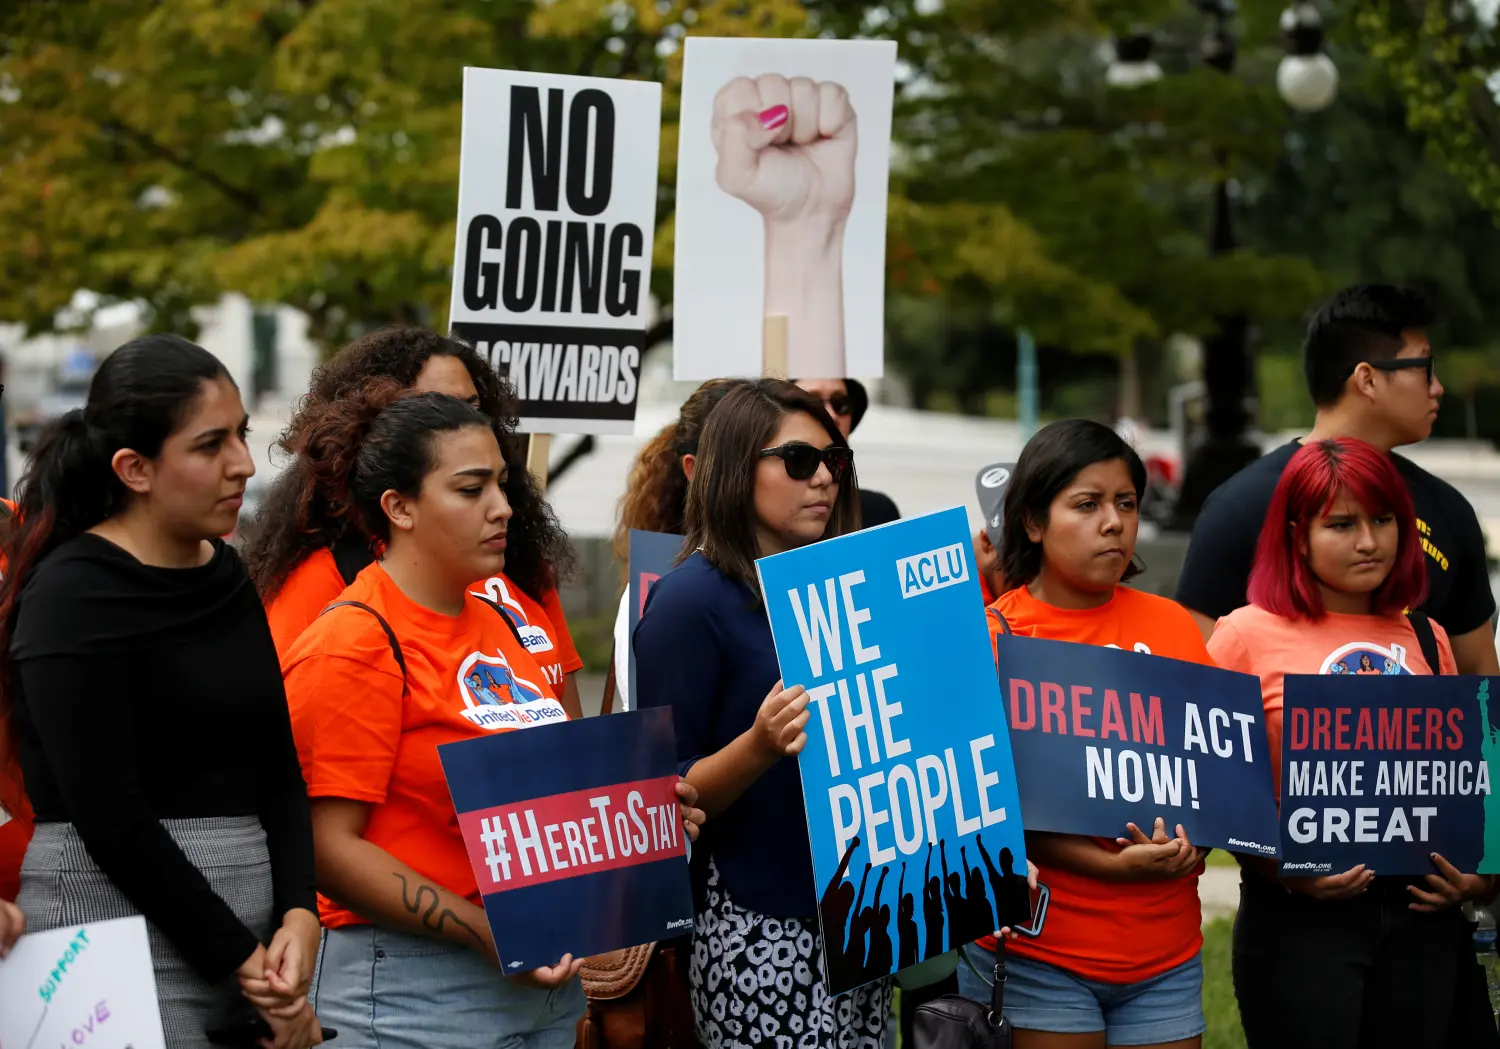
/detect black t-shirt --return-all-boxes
[859,488,900,530]
[11,535,316,982]
[1176,440,1496,637]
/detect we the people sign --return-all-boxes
[757,508,1030,995]
[450,68,661,434]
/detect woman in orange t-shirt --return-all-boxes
[282,381,703,1047]
[960,420,1210,1049]
[1207,438,1493,1049]
[243,328,584,714]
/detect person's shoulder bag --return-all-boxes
[912,942,1012,1049]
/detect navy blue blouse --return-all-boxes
[634,552,817,918]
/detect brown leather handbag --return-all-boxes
[575,654,700,1049]
[576,941,700,1049]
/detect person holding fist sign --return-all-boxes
[712,75,857,379]
[635,380,887,1048]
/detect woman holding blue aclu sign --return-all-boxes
[1206,438,1495,1049]
[277,380,705,1048]
[963,419,1215,1049]
[633,380,900,1048]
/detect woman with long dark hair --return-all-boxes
[244,328,583,715]
[633,379,889,1048]
[607,378,747,712]
[1208,438,1494,1049]
[1,335,320,1048]
[280,380,703,1046]
[959,419,1211,1049]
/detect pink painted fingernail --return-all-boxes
[758,105,789,130]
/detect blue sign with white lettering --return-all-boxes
[756,507,1030,995]
[996,634,1281,858]
[1280,674,1500,875]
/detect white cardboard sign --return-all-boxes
[449,68,663,435]
[0,916,166,1049]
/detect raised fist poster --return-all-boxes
[449,68,661,435]
[673,38,897,382]
[1280,674,1500,875]
[756,507,1030,995]
[439,707,693,972]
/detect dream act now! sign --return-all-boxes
[995,634,1282,857]
[758,508,1030,995]
[449,68,661,434]
[1279,674,1500,874]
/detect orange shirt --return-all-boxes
[982,585,1209,984]
[1207,604,1456,801]
[282,563,568,929]
[265,547,582,689]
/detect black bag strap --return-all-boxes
[600,641,619,718]
[1406,610,1444,675]
[476,595,527,650]
[321,600,409,693]
[330,533,375,586]
[987,607,1013,636]
[991,939,1008,1023]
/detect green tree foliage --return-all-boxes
[1352,0,1500,223]
[0,0,1326,371]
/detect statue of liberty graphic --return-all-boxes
[1479,679,1500,872]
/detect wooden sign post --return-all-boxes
[526,433,552,490]
[763,313,789,379]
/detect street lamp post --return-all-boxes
[1105,2,1338,528]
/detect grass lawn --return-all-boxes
[1203,918,1248,1049]
[894,919,1248,1048]
[1205,848,1239,868]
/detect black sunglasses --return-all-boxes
[1367,357,1436,384]
[758,443,852,482]
[817,394,852,416]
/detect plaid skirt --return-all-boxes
[18,816,274,1049]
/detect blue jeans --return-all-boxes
[958,944,1205,1046]
[312,925,585,1049]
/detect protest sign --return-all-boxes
[0,916,166,1049]
[439,707,692,972]
[1280,674,1500,875]
[973,463,1014,549]
[757,507,1030,995]
[628,530,683,703]
[995,634,1281,858]
[673,38,897,380]
[449,68,661,435]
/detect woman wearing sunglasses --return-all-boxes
[633,380,887,1048]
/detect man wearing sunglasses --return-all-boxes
[795,377,901,529]
[1177,283,1499,676]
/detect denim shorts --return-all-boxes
[312,925,586,1049]
[958,944,1205,1046]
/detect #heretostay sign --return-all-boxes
[450,68,661,435]
[439,707,693,971]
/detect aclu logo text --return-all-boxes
[896,543,970,599]
[1227,837,1277,856]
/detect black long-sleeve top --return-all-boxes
[11,534,316,982]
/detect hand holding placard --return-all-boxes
[753,679,812,759]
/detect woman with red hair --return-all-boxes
[1207,437,1494,1049]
